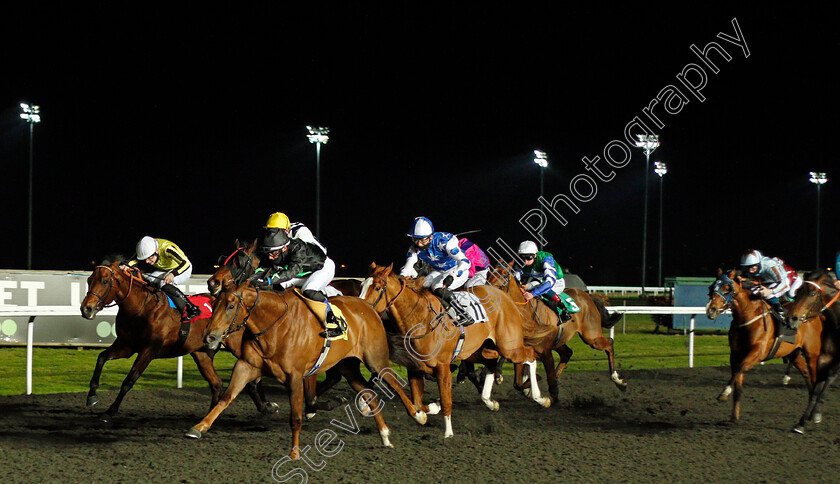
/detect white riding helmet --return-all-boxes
[739,249,763,268]
[518,240,538,256]
[407,216,434,238]
[136,236,159,260]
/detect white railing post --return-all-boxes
[26,316,35,395]
[177,356,183,388]
[689,315,695,368]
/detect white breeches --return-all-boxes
[280,258,336,294]
[148,266,193,288]
[423,265,469,291]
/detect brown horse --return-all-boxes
[486,262,626,402]
[359,263,549,439]
[706,269,821,422]
[185,281,425,460]
[787,270,840,433]
[206,240,357,418]
[79,260,277,421]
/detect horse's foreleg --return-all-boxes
[409,371,434,414]
[87,342,133,408]
[540,351,560,403]
[525,360,551,408]
[435,365,455,438]
[731,348,768,422]
[375,369,426,425]
[186,359,260,439]
[479,361,500,411]
[102,349,155,421]
[794,379,828,434]
[287,372,306,460]
[189,351,225,411]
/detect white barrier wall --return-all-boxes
[0,270,212,345]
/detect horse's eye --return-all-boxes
[227,304,236,310]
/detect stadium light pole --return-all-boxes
[20,103,41,270]
[809,171,827,268]
[635,133,659,294]
[654,161,668,287]
[534,150,548,244]
[306,126,329,239]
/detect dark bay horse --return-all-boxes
[787,270,840,433]
[80,261,277,421]
[360,263,549,439]
[486,263,626,402]
[185,281,425,460]
[706,269,822,422]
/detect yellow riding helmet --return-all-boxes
[264,212,290,230]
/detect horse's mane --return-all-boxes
[804,269,834,283]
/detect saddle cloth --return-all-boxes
[448,291,489,323]
[166,294,214,322]
[294,288,349,341]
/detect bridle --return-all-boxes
[794,280,840,321]
[221,247,257,287]
[709,274,736,310]
[85,265,134,311]
[220,287,285,338]
[368,274,407,311]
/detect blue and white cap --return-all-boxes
[407,216,434,238]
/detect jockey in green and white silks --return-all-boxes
[514,240,575,323]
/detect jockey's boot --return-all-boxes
[162,283,201,321]
[544,295,571,324]
[322,306,347,339]
[772,301,791,329]
[433,287,474,326]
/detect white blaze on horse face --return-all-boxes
[359,277,373,299]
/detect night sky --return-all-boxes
[1,4,837,286]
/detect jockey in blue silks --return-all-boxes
[400,216,473,325]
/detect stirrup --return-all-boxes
[184,304,201,320]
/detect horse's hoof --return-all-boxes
[782,375,792,386]
[100,413,112,423]
[427,402,441,415]
[538,397,551,408]
[717,394,729,402]
[490,401,500,411]
[264,402,280,414]
[86,395,99,408]
[495,375,504,385]
[443,432,454,439]
[615,381,628,392]
[414,411,428,425]
[792,426,805,435]
[185,428,202,439]
[812,413,823,424]
[523,388,531,398]
[305,412,317,421]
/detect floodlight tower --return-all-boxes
[306,126,330,239]
[635,133,659,294]
[20,103,41,270]
[534,150,548,243]
[809,171,828,268]
[654,161,668,287]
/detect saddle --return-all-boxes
[440,292,489,327]
[294,288,348,341]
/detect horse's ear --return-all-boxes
[385,263,394,275]
[234,238,241,248]
[368,262,377,275]
[716,267,723,276]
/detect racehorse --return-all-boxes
[706,269,822,422]
[206,240,360,417]
[359,262,550,439]
[185,280,425,460]
[486,262,626,402]
[786,270,840,433]
[80,260,277,421]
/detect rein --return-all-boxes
[222,288,285,338]
[86,265,135,310]
[798,280,840,320]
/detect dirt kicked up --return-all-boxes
[1,365,839,483]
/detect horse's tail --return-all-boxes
[592,295,622,329]
[386,332,425,371]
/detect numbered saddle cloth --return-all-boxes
[449,291,490,324]
[558,292,580,313]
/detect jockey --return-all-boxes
[739,249,803,324]
[250,228,344,338]
[264,212,328,255]
[126,236,201,321]
[514,240,572,323]
[400,216,473,325]
[460,238,490,288]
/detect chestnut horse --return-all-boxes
[787,270,840,433]
[706,269,821,422]
[486,263,626,402]
[80,260,277,421]
[185,281,425,460]
[359,263,549,439]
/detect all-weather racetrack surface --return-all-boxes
[2,365,839,483]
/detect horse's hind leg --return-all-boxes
[87,340,133,408]
[434,364,456,438]
[581,333,626,391]
[553,344,573,380]
[339,362,394,448]
[102,348,156,421]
